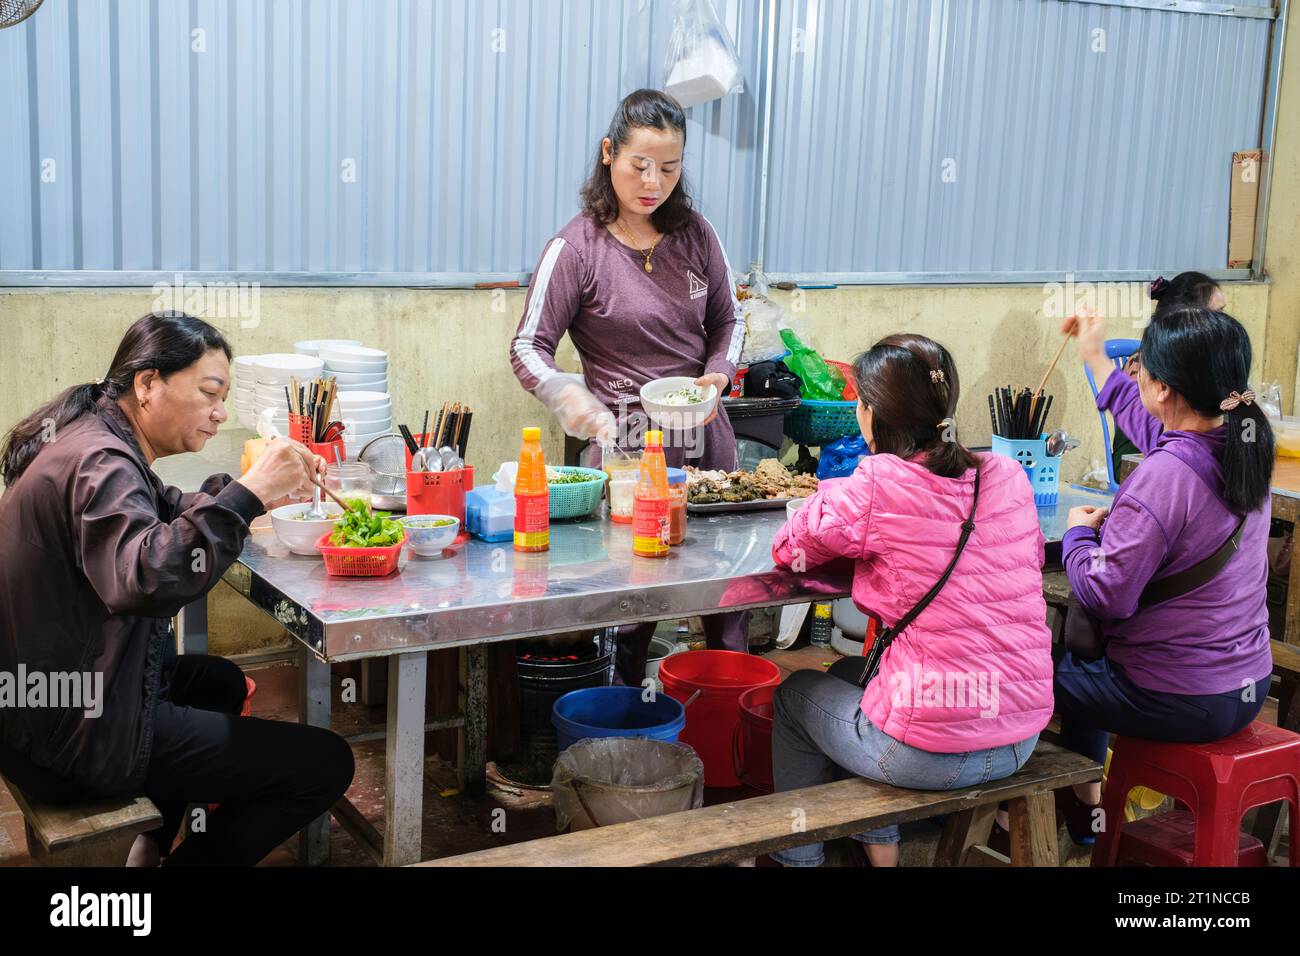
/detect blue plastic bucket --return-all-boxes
[551,687,686,753]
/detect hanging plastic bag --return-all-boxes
[739,294,788,365]
[779,328,846,401]
[663,0,744,108]
[817,435,868,480]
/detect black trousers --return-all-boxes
[0,655,354,866]
[144,654,354,865]
[614,611,751,685]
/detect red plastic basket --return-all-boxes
[314,530,405,577]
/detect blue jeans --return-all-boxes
[770,657,1038,866]
[1054,652,1268,766]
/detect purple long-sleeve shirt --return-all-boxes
[508,212,744,471]
[1062,369,1272,695]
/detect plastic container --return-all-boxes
[551,686,687,753]
[666,467,688,546]
[515,426,550,552]
[734,684,775,793]
[659,650,782,788]
[465,486,514,542]
[607,465,639,524]
[551,737,704,832]
[325,462,374,505]
[633,430,671,558]
[548,467,608,520]
[991,434,1059,506]
[315,531,405,577]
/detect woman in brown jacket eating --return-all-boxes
[0,312,354,866]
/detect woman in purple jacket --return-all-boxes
[1054,308,1275,842]
[509,90,747,684]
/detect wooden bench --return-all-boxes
[414,740,1100,867]
[1,776,161,866]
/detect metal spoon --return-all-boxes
[305,484,330,520]
[1046,429,1081,457]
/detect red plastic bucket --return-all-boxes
[733,684,775,793]
[659,650,780,787]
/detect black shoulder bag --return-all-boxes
[1063,512,1248,662]
[857,470,982,688]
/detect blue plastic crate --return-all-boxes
[991,434,1058,507]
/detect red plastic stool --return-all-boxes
[1093,721,1300,867]
[1116,810,1269,867]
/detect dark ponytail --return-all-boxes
[1138,308,1273,513]
[1149,271,1220,314]
[1,311,230,486]
[852,334,977,479]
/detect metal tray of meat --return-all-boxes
[687,497,797,515]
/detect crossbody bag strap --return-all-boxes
[858,468,982,688]
[1137,512,1248,608]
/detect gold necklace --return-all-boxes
[615,218,661,273]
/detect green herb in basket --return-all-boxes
[546,468,598,485]
[329,500,406,548]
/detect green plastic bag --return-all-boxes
[779,328,846,401]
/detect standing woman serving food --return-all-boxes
[510,89,748,684]
[0,312,354,866]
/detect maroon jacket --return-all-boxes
[0,396,263,794]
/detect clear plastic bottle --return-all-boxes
[632,430,670,558]
[514,427,550,553]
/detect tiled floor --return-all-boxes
[0,643,1289,867]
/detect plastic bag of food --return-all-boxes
[533,373,617,443]
[1257,381,1283,420]
[551,737,704,832]
[663,0,744,108]
[779,328,846,401]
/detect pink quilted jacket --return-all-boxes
[773,452,1053,753]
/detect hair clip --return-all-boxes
[936,417,954,431]
[1149,276,1168,298]
[929,369,946,385]
[1219,389,1255,412]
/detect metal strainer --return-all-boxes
[358,434,407,508]
[0,0,44,29]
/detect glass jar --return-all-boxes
[605,454,641,524]
[325,461,374,506]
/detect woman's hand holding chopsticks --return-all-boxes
[1060,309,1118,387]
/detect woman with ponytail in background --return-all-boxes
[1053,308,1274,842]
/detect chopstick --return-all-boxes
[309,475,354,512]
[1036,334,1072,397]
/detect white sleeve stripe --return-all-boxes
[701,215,746,366]
[513,237,568,387]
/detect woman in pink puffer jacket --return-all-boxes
[768,334,1053,867]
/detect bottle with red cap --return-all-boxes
[632,430,671,558]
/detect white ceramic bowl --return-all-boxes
[255,353,324,375]
[342,405,392,424]
[399,515,460,556]
[296,339,363,357]
[327,369,389,385]
[639,377,719,432]
[324,358,389,375]
[320,344,387,363]
[336,391,392,409]
[271,502,345,556]
[336,381,390,393]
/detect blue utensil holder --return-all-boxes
[991,434,1058,507]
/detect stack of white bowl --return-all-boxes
[337,390,393,459]
[233,355,258,428]
[252,353,325,436]
[295,339,363,358]
[319,344,389,395]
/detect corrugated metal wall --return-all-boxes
[764,0,1273,276]
[0,0,1278,281]
[0,0,763,275]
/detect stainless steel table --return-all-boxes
[159,435,1106,866]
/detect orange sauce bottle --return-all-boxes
[514,427,550,553]
[632,430,671,558]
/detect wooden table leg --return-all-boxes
[1007,792,1059,866]
[384,651,428,867]
[933,804,998,867]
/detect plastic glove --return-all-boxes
[534,373,617,443]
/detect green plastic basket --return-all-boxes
[548,467,608,520]
[784,400,862,447]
